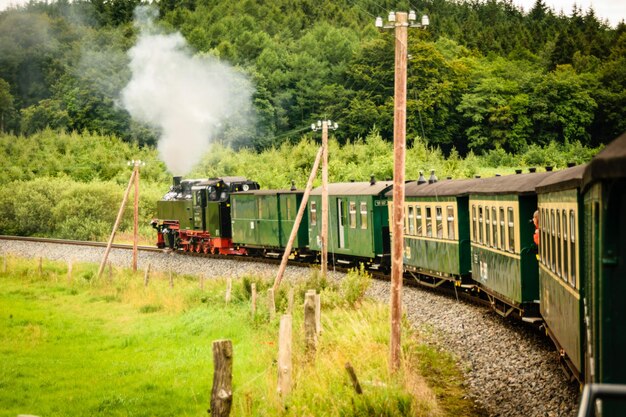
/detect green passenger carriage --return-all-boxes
[535,164,586,381]
[308,180,393,269]
[230,189,309,256]
[467,171,553,317]
[577,133,626,416]
[397,178,481,287]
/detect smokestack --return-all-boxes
[529,167,537,173]
[173,176,182,187]
[290,180,296,191]
[567,162,576,168]
[417,171,427,185]
[370,175,376,185]
[475,175,481,178]
[545,166,554,172]
[428,169,438,184]
[515,169,522,174]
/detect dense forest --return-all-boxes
[0,0,624,156]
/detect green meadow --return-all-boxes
[0,256,483,417]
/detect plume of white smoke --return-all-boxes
[121,6,254,175]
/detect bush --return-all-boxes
[341,263,371,307]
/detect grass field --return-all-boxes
[0,256,484,417]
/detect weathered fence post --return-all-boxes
[345,362,363,394]
[287,287,294,314]
[268,288,276,321]
[225,277,232,303]
[67,259,73,284]
[144,263,151,287]
[251,283,257,316]
[315,293,322,335]
[277,314,292,397]
[210,339,233,417]
[38,257,43,277]
[304,291,317,354]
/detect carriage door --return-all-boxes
[337,199,345,248]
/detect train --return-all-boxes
[152,132,626,416]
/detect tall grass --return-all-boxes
[0,255,484,417]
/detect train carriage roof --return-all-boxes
[311,181,393,196]
[401,178,484,197]
[467,171,554,195]
[232,189,303,196]
[582,132,626,190]
[535,164,586,193]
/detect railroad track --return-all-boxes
[0,234,493,309]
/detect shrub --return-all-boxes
[341,263,372,307]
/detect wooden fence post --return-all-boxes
[345,362,363,394]
[315,293,322,335]
[67,259,73,284]
[251,283,257,316]
[277,314,292,397]
[225,277,232,303]
[287,287,294,315]
[210,339,233,417]
[304,292,317,354]
[268,288,276,321]
[144,263,151,287]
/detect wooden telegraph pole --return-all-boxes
[390,11,408,373]
[133,160,140,272]
[376,9,428,374]
[321,121,329,278]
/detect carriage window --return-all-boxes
[499,207,505,250]
[507,207,515,252]
[570,210,576,288]
[550,209,556,272]
[286,198,292,221]
[485,207,491,247]
[408,205,415,235]
[561,210,569,281]
[478,206,484,244]
[415,206,422,236]
[472,205,477,242]
[556,210,562,278]
[545,208,551,268]
[540,208,546,265]
[360,202,368,230]
[447,206,455,240]
[426,207,432,237]
[310,201,317,226]
[436,207,443,238]
[490,207,496,246]
[349,201,357,228]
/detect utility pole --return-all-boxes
[311,120,338,278]
[376,10,429,373]
[132,160,142,272]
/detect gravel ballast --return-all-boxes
[1,239,580,416]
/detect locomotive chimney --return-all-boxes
[428,169,438,184]
[567,162,576,168]
[417,171,427,185]
[545,166,554,172]
[370,175,376,185]
[290,180,296,191]
[529,167,537,173]
[173,176,182,187]
[515,169,522,174]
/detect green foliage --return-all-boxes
[341,263,372,307]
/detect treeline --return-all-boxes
[0,0,623,155]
